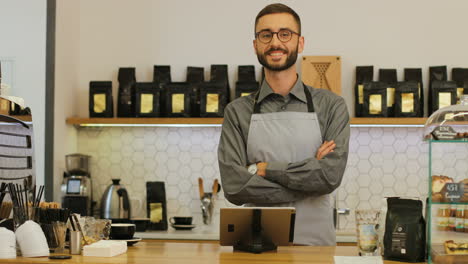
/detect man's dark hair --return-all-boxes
[255,3,301,34]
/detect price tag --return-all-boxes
[442,183,464,202]
[431,126,457,140]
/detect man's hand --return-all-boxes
[257,162,267,177]
[316,140,336,160]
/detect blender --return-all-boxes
[60,154,93,216]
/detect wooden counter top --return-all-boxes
[0,240,425,264]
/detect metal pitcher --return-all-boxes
[198,178,220,225]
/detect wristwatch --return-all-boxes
[247,163,258,175]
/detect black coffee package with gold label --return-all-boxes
[236,65,259,98]
[146,181,168,231]
[451,68,468,103]
[362,82,388,117]
[187,67,204,117]
[429,66,448,114]
[153,65,172,84]
[210,64,230,103]
[404,68,423,117]
[354,66,374,117]
[153,65,172,117]
[238,65,256,82]
[164,82,191,117]
[236,82,259,98]
[384,197,425,262]
[379,69,397,117]
[135,82,160,117]
[431,80,457,113]
[199,82,227,117]
[394,81,420,117]
[89,81,113,117]
[117,67,136,117]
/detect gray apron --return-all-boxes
[246,84,335,246]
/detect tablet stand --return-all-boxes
[234,209,277,254]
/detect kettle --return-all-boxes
[101,179,131,220]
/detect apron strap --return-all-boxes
[254,83,315,113]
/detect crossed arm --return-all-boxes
[217,98,350,205]
[256,140,336,177]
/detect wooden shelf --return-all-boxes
[350,117,427,125]
[66,117,224,126]
[11,115,33,122]
[67,117,428,127]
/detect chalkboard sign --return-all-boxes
[431,126,457,140]
[441,183,464,203]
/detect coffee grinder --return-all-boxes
[60,154,94,216]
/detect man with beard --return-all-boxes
[217,3,350,246]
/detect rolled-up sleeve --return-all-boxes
[218,103,309,205]
[264,96,350,195]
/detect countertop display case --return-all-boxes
[426,95,468,264]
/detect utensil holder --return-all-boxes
[70,231,82,255]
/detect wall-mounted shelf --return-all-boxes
[11,115,33,122]
[350,117,427,127]
[66,117,224,127]
[66,117,428,128]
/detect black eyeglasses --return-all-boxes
[255,29,300,44]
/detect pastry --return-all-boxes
[432,193,443,202]
[444,240,468,255]
[432,175,454,193]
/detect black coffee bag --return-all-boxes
[210,64,230,103]
[117,67,136,117]
[404,68,424,117]
[236,65,259,98]
[153,65,172,117]
[135,82,160,117]
[384,197,425,263]
[199,82,227,117]
[89,81,113,117]
[428,66,448,115]
[379,69,397,117]
[186,66,204,117]
[146,181,168,231]
[164,82,191,117]
[237,65,256,82]
[431,80,457,112]
[362,82,388,117]
[394,81,420,117]
[355,66,374,117]
[451,68,468,103]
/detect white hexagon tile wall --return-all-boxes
[76,127,468,231]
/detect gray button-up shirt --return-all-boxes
[218,78,350,205]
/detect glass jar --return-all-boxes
[455,205,465,232]
[436,205,449,231]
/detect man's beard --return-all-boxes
[257,45,298,72]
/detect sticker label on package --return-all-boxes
[391,225,407,255]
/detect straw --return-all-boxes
[0,182,6,204]
[72,214,88,245]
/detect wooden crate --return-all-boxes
[301,56,341,95]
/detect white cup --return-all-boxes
[0,227,16,259]
[15,220,49,258]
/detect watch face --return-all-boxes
[248,164,257,175]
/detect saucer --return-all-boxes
[170,224,196,230]
[110,237,142,246]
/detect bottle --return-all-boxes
[464,205,468,233]
[455,205,465,232]
[448,204,457,231]
[436,205,449,231]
